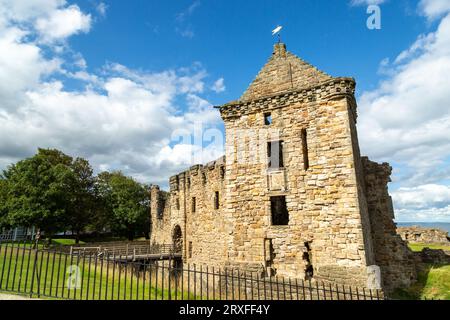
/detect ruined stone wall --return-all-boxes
[183,158,229,266]
[361,158,417,291]
[150,186,172,245]
[220,80,375,288]
[398,227,450,244]
[150,157,229,267]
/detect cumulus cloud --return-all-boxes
[358,12,450,187]
[392,184,450,210]
[0,0,223,187]
[357,2,450,221]
[0,0,91,43]
[419,0,450,20]
[35,4,91,43]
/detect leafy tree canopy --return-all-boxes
[2,149,74,235]
[97,171,150,240]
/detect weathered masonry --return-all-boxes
[150,43,417,292]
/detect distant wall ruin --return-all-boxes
[398,226,450,244]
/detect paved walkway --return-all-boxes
[0,293,37,300]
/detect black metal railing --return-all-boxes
[0,242,384,300]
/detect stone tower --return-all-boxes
[150,42,417,292]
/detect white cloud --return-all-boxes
[392,184,450,210]
[0,27,61,111]
[0,65,222,185]
[419,0,450,20]
[356,3,450,222]
[358,12,450,187]
[0,0,222,186]
[212,78,226,93]
[0,0,66,22]
[395,206,450,222]
[35,5,91,43]
[0,0,91,43]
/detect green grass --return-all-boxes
[392,264,450,300]
[0,244,194,300]
[391,242,450,300]
[408,243,450,252]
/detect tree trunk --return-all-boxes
[127,229,134,241]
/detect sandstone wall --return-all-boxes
[361,158,417,291]
[150,157,229,267]
[220,80,375,288]
[150,186,172,245]
[240,43,332,101]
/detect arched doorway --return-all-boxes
[172,225,183,254]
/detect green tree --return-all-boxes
[65,158,98,244]
[96,171,149,240]
[0,178,10,230]
[2,149,74,240]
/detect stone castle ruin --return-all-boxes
[150,43,417,292]
[398,226,450,244]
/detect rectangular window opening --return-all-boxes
[188,241,193,258]
[268,140,284,169]
[270,196,289,226]
[301,129,309,171]
[264,113,272,125]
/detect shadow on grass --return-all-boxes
[391,263,450,300]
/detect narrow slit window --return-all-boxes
[188,241,193,258]
[264,113,272,125]
[301,129,309,170]
[175,198,180,210]
[214,191,220,210]
[192,197,196,213]
[270,196,289,226]
[268,141,284,169]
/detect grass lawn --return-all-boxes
[0,244,193,300]
[391,242,450,300]
[392,264,450,300]
[408,242,450,252]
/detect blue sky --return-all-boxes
[0,0,450,222]
[71,0,428,102]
